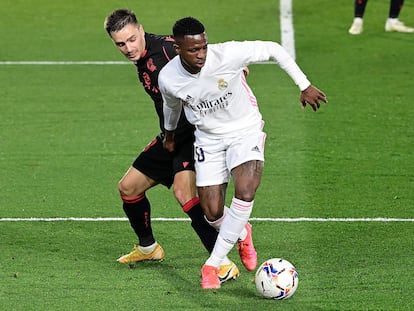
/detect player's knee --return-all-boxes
[118,180,136,198]
[235,188,257,202]
[173,182,194,206]
[173,187,191,206]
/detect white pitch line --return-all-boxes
[0,217,413,222]
[280,0,296,60]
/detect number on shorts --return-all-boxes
[195,146,205,162]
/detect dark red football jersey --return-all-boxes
[134,33,194,140]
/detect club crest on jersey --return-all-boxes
[147,58,156,72]
[218,78,228,90]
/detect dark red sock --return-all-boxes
[354,0,368,18]
[183,197,218,253]
[122,194,155,247]
[389,0,404,18]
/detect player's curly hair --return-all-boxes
[104,9,139,34]
[173,17,205,38]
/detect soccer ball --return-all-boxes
[254,258,299,300]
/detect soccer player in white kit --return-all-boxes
[159,17,327,289]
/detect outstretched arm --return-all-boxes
[257,42,327,110]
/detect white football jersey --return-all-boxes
[159,40,310,138]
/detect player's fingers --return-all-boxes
[318,92,328,103]
[301,100,306,110]
[310,99,320,111]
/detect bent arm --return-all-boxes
[159,72,182,132]
[160,86,182,152]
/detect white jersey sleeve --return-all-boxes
[216,40,311,91]
[159,56,186,132]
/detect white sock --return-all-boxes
[221,256,231,265]
[205,198,253,267]
[138,242,157,254]
[204,206,228,231]
[239,225,248,241]
[205,205,247,240]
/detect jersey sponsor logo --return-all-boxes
[196,92,232,110]
[197,92,233,117]
[182,92,233,117]
[218,78,228,90]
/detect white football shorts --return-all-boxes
[194,129,266,187]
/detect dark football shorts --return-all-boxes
[132,134,195,188]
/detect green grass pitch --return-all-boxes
[1,0,413,310]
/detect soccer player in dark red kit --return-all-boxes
[104,9,239,283]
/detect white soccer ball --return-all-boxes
[254,258,299,300]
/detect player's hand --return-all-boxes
[300,85,327,111]
[163,131,175,153]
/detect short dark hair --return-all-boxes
[104,9,140,34]
[172,17,205,38]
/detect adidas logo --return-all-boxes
[251,146,260,152]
